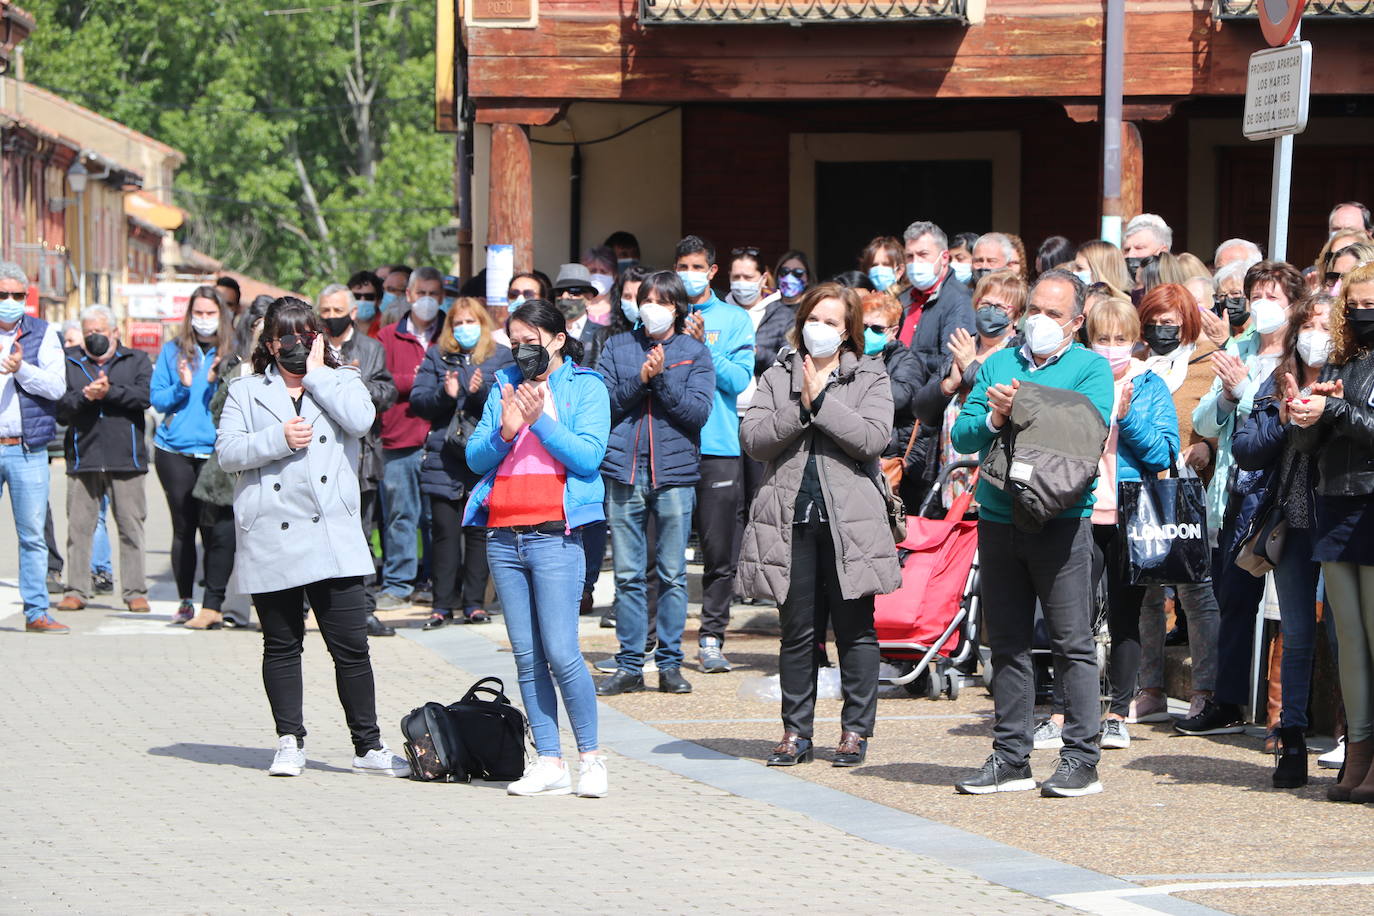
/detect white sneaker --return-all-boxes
[353,746,411,777]
[576,755,609,798]
[268,735,305,777]
[1319,737,1346,769]
[1100,718,1131,750]
[507,757,572,796]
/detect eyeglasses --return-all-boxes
[978,301,1010,312]
[731,246,761,258]
[779,267,806,280]
[509,288,540,300]
[0,291,25,301]
[1325,272,1344,287]
[278,332,317,349]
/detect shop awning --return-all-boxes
[124,191,186,232]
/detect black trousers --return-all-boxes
[779,521,879,739]
[198,504,236,612]
[45,503,62,575]
[253,576,380,755]
[1096,523,1146,718]
[696,455,742,643]
[360,487,380,612]
[155,449,235,601]
[430,494,491,614]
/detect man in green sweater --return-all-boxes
[950,269,1114,798]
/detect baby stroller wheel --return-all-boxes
[945,671,961,701]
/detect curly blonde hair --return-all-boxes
[1330,261,1374,366]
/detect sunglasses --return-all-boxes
[731,246,761,258]
[0,291,25,301]
[508,288,540,299]
[354,292,378,302]
[863,323,891,334]
[278,332,318,349]
[779,267,807,279]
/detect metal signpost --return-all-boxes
[1243,1,1312,262]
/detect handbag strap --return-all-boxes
[461,676,509,705]
[900,421,921,463]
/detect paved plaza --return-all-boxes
[1,468,1370,915]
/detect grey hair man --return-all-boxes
[317,281,396,636]
[971,232,1018,284]
[55,302,154,615]
[1122,214,1173,285]
[0,261,75,632]
[1329,201,1372,238]
[950,268,1115,798]
[1213,238,1264,271]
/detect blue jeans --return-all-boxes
[1273,526,1322,730]
[92,493,112,576]
[380,447,423,597]
[486,528,598,757]
[607,479,695,674]
[0,446,51,621]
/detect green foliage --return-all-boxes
[20,0,453,291]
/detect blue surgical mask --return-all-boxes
[0,300,25,324]
[380,291,403,314]
[508,295,525,311]
[951,261,973,284]
[621,297,640,325]
[677,270,710,298]
[453,324,481,349]
[907,261,939,291]
[355,299,377,322]
[1073,269,1093,286]
[863,328,888,355]
[868,265,897,290]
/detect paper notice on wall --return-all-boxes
[485,244,514,309]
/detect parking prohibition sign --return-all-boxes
[1259,0,1304,47]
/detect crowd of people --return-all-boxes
[4,198,1374,802]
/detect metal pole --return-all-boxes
[1100,0,1125,245]
[76,191,87,312]
[1267,25,1301,262]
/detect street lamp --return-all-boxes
[68,160,88,310]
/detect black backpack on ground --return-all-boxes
[401,677,530,783]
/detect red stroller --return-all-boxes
[875,461,981,700]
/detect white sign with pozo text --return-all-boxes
[1243,41,1312,141]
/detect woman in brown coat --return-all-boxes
[738,283,902,769]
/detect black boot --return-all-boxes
[1272,725,1308,789]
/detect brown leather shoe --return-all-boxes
[125,597,150,613]
[833,731,869,767]
[57,595,86,611]
[26,615,70,633]
[766,732,813,766]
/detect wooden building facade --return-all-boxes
[444,1,1374,278]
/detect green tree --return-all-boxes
[20,0,453,292]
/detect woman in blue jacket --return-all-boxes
[463,299,611,798]
[1036,298,1179,753]
[1232,293,1332,789]
[150,286,233,623]
[593,271,716,697]
[410,297,513,629]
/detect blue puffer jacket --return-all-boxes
[463,358,611,529]
[597,329,716,488]
[410,342,514,501]
[1115,368,1180,481]
[150,339,219,455]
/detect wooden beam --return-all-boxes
[435,0,457,132]
[1121,121,1143,226]
[1063,101,1179,123]
[476,103,567,126]
[487,123,534,274]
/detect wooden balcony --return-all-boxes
[638,0,967,26]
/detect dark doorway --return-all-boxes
[1216,144,1374,268]
[814,160,993,279]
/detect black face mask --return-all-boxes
[513,343,550,381]
[1217,295,1249,328]
[277,342,309,376]
[322,315,352,338]
[974,306,1010,338]
[1347,308,1374,348]
[971,267,992,285]
[1125,254,1159,284]
[1142,323,1182,356]
[84,333,110,357]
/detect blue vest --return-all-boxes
[14,315,58,449]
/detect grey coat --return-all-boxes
[216,364,377,594]
[736,348,903,603]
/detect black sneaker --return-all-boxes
[1040,756,1103,797]
[1174,699,1245,736]
[658,668,693,694]
[954,754,1035,795]
[46,571,64,595]
[92,571,114,594]
[595,670,645,696]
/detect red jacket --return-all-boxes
[377,315,434,450]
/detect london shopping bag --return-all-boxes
[1118,470,1210,585]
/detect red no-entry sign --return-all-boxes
[1259,0,1304,46]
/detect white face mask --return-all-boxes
[1250,298,1287,335]
[731,279,762,305]
[1073,269,1093,286]
[1024,313,1073,357]
[639,302,675,337]
[802,321,843,358]
[190,315,219,337]
[589,273,614,297]
[411,296,440,323]
[1297,329,1331,368]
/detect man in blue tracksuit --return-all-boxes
[593,270,716,696]
[674,235,756,673]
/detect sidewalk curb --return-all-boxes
[404,626,1225,916]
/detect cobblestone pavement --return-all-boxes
[0,469,1078,915]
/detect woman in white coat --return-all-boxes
[217,297,410,779]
